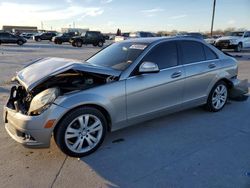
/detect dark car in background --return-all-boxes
[70,31,105,47]
[129,31,156,38]
[52,32,78,44]
[20,33,35,39]
[0,32,27,45]
[33,32,57,42]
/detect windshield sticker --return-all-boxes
[129,44,147,50]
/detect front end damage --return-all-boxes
[4,58,119,147]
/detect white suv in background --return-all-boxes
[215,31,250,52]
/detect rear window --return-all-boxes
[204,45,218,60]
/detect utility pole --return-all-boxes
[41,21,44,30]
[210,0,216,37]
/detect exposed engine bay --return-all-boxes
[7,70,118,115]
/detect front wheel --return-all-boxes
[234,43,242,52]
[97,41,104,47]
[54,107,107,157]
[205,81,228,112]
[76,41,83,47]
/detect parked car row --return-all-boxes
[1,30,250,52]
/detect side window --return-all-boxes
[180,41,206,64]
[87,33,94,38]
[142,42,178,69]
[140,32,147,37]
[1,33,8,37]
[244,32,250,38]
[203,45,218,60]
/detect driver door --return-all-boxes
[126,41,185,123]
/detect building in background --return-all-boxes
[2,25,38,33]
[61,28,89,34]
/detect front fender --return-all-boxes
[54,80,127,130]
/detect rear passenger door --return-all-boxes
[179,40,221,105]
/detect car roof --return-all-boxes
[121,36,205,44]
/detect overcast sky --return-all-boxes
[0,0,249,32]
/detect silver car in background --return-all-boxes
[3,37,248,157]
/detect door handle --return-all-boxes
[171,71,182,78]
[208,63,216,69]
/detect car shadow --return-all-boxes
[79,99,249,187]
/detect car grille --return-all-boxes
[216,40,230,46]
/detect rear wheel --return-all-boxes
[54,107,107,157]
[97,41,104,47]
[206,81,228,112]
[36,38,41,42]
[17,40,24,46]
[57,41,62,45]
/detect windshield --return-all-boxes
[86,42,148,71]
[226,32,244,37]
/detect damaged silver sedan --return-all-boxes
[3,37,248,157]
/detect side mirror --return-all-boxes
[139,62,159,74]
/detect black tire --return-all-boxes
[97,41,104,47]
[54,107,107,157]
[234,43,242,52]
[205,81,228,112]
[72,42,76,47]
[57,41,62,45]
[17,40,24,46]
[76,41,83,47]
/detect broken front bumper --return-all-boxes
[229,79,249,99]
[3,103,67,148]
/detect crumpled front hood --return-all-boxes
[16,57,121,91]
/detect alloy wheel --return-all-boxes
[64,114,103,153]
[212,84,228,110]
